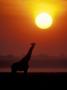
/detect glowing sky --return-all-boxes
[0,0,67,56]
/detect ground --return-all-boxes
[0,72,67,80]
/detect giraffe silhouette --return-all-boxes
[11,43,36,74]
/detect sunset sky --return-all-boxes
[0,0,67,57]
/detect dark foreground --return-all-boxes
[0,72,67,80]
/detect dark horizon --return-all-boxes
[0,54,67,72]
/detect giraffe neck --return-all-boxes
[20,46,34,63]
[25,46,34,60]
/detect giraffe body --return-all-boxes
[11,43,36,74]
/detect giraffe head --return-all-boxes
[31,43,36,48]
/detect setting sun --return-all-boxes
[35,13,53,30]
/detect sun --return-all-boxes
[35,13,53,30]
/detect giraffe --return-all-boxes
[11,43,36,74]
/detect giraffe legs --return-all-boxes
[11,66,17,73]
[24,65,29,75]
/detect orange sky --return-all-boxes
[0,0,67,56]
